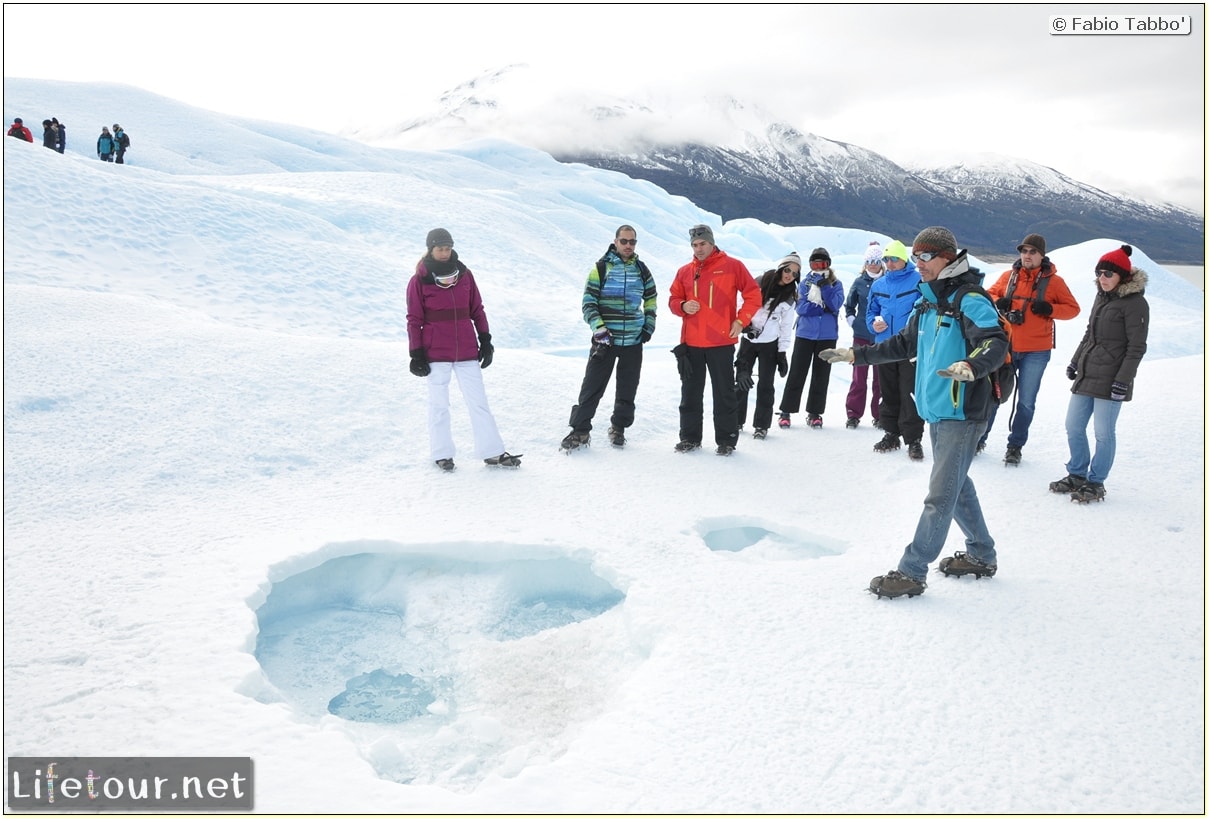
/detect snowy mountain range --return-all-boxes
[360,66,1205,263]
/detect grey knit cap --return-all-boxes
[912,226,958,260]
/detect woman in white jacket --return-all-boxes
[735,253,801,438]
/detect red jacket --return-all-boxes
[668,248,760,347]
[986,259,1080,352]
[7,123,33,142]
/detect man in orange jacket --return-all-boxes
[668,224,761,455]
[981,233,1081,465]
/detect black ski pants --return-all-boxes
[779,337,836,417]
[876,359,924,443]
[679,344,739,447]
[736,338,780,430]
[568,343,643,432]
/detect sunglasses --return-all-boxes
[911,251,942,263]
[809,259,829,270]
[881,256,899,263]
[1096,269,1119,278]
[689,227,712,239]
[617,238,637,246]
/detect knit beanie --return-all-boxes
[1096,244,1134,279]
[912,226,958,261]
[426,227,454,250]
[809,247,831,264]
[1017,233,1047,256]
[689,224,715,245]
[882,240,909,262]
[776,251,802,271]
[863,241,884,266]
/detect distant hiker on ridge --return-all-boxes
[7,117,33,142]
[97,126,115,161]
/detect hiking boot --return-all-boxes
[907,440,924,461]
[1049,474,1088,494]
[753,428,768,440]
[607,426,626,447]
[778,413,791,429]
[716,444,735,456]
[435,458,456,472]
[674,440,702,453]
[560,430,590,452]
[873,432,901,453]
[1004,445,1022,466]
[484,452,522,467]
[976,440,987,454]
[845,417,860,429]
[1071,482,1106,503]
[808,414,823,429]
[938,551,997,578]
[869,570,926,599]
[872,418,883,430]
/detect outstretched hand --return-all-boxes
[818,348,854,364]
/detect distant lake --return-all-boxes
[1167,265,1204,290]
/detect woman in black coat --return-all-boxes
[1050,245,1149,503]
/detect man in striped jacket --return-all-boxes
[561,225,658,452]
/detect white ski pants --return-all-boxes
[426,360,505,461]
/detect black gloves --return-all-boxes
[1030,300,1053,317]
[995,297,1012,314]
[735,359,754,392]
[777,352,788,377]
[410,348,430,377]
[639,329,652,344]
[671,344,692,382]
[1111,380,1128,401]
[1066,364,1077,381]
[477,333,494,369]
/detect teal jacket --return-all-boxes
[854,253,1008,423]
[583,246,657,346]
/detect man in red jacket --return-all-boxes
[668,224,761,455]
[7,118,33,142]
[980,233,1081,465]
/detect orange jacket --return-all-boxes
[986,259,1080,352]
[669,248,761,347]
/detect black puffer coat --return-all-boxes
[1069,269,1149,401]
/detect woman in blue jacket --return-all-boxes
[777,248,844,428]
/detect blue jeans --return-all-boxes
[898,419,996,581]
[1064,393,1122,485]
[981,349,1051,448]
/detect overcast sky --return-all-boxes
[4,3,1204,212]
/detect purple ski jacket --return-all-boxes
[406,259,490,363]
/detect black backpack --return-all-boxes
[118,131,130,148]
[933,283,1015,405]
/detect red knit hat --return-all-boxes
[1096,244,1133,279]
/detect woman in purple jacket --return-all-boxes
[406,228,520,471]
